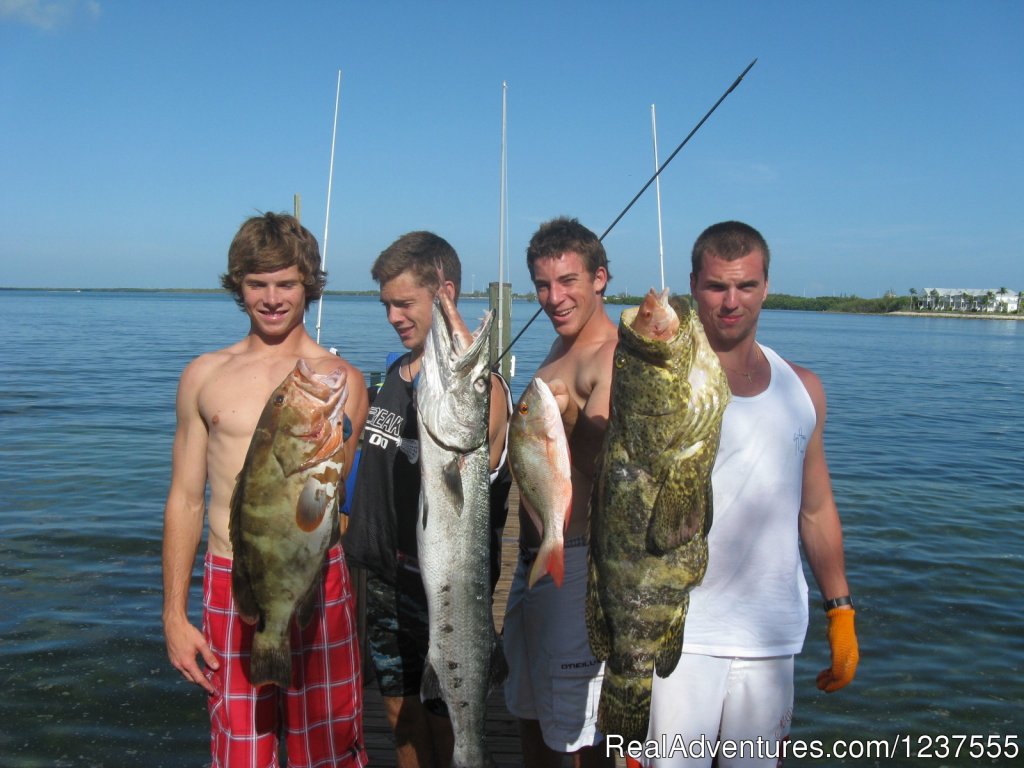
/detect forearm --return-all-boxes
[800,504,850,601]
[162,500,205,624]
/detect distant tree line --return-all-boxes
[605,292,914,314]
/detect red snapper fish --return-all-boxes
[229,359,349,688]
[508,377,573,587]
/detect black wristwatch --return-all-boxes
[822,595,854,612]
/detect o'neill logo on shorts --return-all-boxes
[560,659,601,671]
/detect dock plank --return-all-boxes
[355,484,627,767]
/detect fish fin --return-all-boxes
[398,437,420,464]
[442,457,464,512]
[584,557,611,661]
[654,596,689,678]
[701,483,714,538]
[420,658,443,702]
[249,631,292,689]
[520,495,545,541]
[295,579,320,630]
[528,539,565,588]
[296,477,331,532]
[230,554,260,625]
[645,458,707,554]
[227,453,254,567]
[488,631,509,691]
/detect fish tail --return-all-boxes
[597,667,653,744]
[584,560,611,661]
[249,633,292,689]
[528,539,565,588]
[654,601,688,678]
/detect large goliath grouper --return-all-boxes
[416,292,507,768]
[229,360,349,688]
[587,288,730,741]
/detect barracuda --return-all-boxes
[229,360,349,688]
[586,288,730,742]
[416,295,507,768]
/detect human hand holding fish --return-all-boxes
[817,607,859,692]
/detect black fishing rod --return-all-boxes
[493,58,757,369]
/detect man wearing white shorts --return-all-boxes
[642,222,859,768]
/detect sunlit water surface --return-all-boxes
[1,291,1021,766]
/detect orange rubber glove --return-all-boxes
[816,608,858,692]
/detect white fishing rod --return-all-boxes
[651,103,666,292]
[497,80,511,375]
[315,69,342,345]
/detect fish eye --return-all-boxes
[473,377,487,394]
[273,394,285,405]
[518,403,530,415]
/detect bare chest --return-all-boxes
[199,359,297,442]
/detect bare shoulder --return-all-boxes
[301,345,364,379]
[177,345,237,394]
[786,359,826,411]
[317,351,369,412]
[582,333,618,384]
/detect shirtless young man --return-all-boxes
[503,217,617,768]
[161,212,370,766]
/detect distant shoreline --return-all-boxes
[885,310,1023,321]
[3,287,1021,320]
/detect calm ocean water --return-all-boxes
[1,290,1021,767]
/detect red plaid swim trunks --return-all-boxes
[203,545,367,768]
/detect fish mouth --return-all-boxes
[428,298,493,373]
[288,361,349,469]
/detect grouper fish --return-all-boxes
[416,293,507,768]
[229,359,349,688]
[508,377,573,588]
[586,288,730,741]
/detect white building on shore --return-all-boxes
[913,288,1020,313]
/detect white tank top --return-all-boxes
[682,344,816,657]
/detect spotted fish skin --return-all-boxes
[416,297,506,768]
[229,360,348,688]
[586,289,729,742]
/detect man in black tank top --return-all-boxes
[342,232,511,768]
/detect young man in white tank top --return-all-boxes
[639,221,859,768]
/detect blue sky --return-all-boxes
[2,0,1021,297]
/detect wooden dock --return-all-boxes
[355,484,525,766]
[354,486,629,767]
